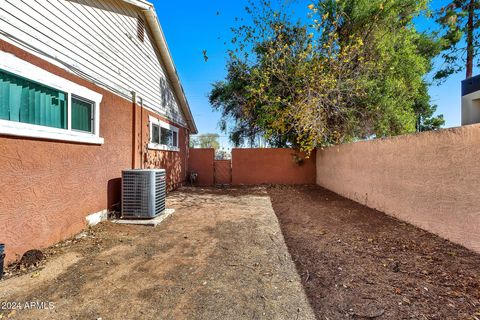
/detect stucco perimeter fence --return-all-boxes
[316,124,480,254]
[188,148,316,186]
[232,149,316,185]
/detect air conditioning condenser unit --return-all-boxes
[122,169,166,219]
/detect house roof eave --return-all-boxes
[120,0,198,134]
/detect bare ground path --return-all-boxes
[0,187,315,320]
[269,185,480,320]
[2,186,479,320]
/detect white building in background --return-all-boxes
[462,75,480,125]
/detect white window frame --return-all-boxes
[0,51,103,145]
[148,115,180,152]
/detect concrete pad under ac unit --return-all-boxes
[111,209,175,227]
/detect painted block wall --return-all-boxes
[316,125,480,253]
[232,149,316,185]
[188,148,316,186]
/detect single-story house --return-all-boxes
[0,0,197,262]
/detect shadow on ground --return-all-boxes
[268,185,480,319]
[0,187,316,320]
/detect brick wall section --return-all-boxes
[232,148,316,185]
[316,124,480,254]
[0,40,189,262]
[188,149,215,186]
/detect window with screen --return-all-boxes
[0,69,67,129]
[0,52,103,145]
[72,96,94,133]
[149,116,179,151]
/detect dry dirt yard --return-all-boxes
[0,187,315,320]
[1,186,479,320]
[269,185,480,320]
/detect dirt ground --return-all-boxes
[1,186,479,320]
[0,187,315,320]
[268,185,480,320]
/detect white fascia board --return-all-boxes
[121,0,152,10]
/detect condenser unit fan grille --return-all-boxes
[122,169,166,219]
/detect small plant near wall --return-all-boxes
[291,153,305,166]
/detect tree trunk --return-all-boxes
[466,0,475,78]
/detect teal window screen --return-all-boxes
[72,96,93,133]
[0,69,67,129]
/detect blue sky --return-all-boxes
[154,1,476,148]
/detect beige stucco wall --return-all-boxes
[316,124,480,253]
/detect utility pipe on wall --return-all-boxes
[140,97,144,169]
[131,91,137,169]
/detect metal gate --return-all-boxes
[214,160,232,185]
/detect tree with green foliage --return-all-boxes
[413,81,445,131]
[190,133,221,149]
[210,0,442,153]
[435,0,479,79]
